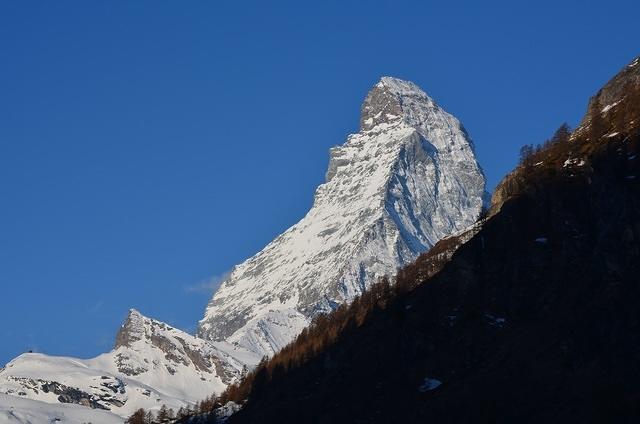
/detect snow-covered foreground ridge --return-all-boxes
[0,393,122,424]
[199,76,487,358]
[0,309,258,419]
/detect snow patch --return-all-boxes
[601,100,621,113]
[418,377,442,392]
[563,158,585,168]
[0,393,121,424]
[485,313,507,328]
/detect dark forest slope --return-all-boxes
[185,56,640,424]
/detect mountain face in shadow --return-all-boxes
[212,56,640,424]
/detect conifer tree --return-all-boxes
[157,404,169,423]
[551,122,571,144]
[126,408,146,424]
[176,406,187,419]
[519,144,534,166]
[144,410,155,424]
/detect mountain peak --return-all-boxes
[360,76,436,131]
[128,307,142,315]
[199,75,486,358]
[378,76,424,95]
[114,309,147,349]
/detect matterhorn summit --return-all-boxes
[198,77,487,358]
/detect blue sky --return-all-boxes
[1,0,638,365]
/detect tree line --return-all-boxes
[126,404,193,424]
[185,229,468,419]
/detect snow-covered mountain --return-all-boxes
[0,76,487,420]
[0,309,255,419]
[198,77,487,358]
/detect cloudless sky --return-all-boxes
[1,0,638,365]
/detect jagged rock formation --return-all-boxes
[0,309,248,418]
[112,309,243,383]
[198,77,487,358]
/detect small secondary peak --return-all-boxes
[114,308,147,348]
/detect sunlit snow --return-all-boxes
[199,77,487,360]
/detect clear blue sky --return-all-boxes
[1,0,638,365]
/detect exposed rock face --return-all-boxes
[41,379,125,409]
[489,169,518,214]
[114,308,146,349]
[199,77,487,358]
[113,309,241,382]
[577,55,640,134]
